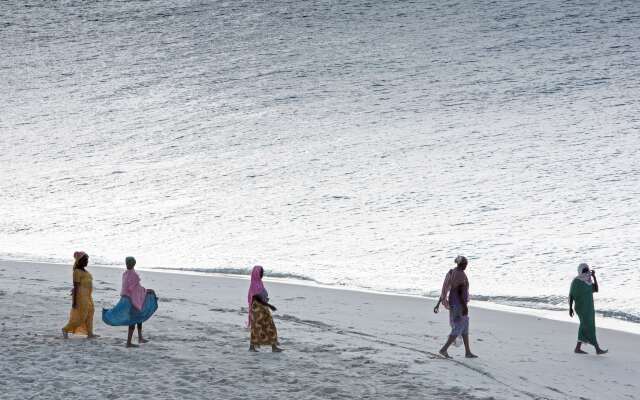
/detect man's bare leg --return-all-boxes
[462,334,478,358]
[439,335,456,358]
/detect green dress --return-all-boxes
[570,278,598,346]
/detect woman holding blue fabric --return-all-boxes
[102,257,158,347]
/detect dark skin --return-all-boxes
[127,323,146,348]
[249,268,282,353]
[569,268,607,355]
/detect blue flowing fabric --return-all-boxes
[102,293,158,326]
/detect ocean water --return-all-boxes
[2,0,640,322]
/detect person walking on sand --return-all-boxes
[247,265,282,352]
[569,263,607,355]
[62,251,98,339]
[102,257,158,348]
[434,255,477,359]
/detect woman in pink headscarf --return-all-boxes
[247,265,282,352]
[102,256,158,347]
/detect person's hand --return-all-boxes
[433,304,439,314]
[72,303,77,309]
[462,305,469,316]
[591,269,596,277]
[269,305,277,312]
[569,308,574,318]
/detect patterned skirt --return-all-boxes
[250,301,278,346]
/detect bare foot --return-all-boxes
[139,338,149,344]
[465,353,478,358]
[439,349,451,358]
[126,343,139,348]
[62,329,68,339]
[596,348,608,355]
[574,349,588,354]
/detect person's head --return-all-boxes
[578,263,589,274]
[251,265,264,280]
[251,265,264,285]
[73,251,89,269]
[125,256,136,270]
[455,255,468,270]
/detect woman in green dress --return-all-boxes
[569,263,607,355]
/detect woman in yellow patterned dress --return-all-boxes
[62,251,97,339]
[247,265,282,352]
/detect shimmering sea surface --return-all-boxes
[1,0,639,321]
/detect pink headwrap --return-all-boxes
[121,269,147,311]
[247,265,266,327]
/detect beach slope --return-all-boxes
[1,260,638,400]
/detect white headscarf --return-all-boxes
[575,263,593,285]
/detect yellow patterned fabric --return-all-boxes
[63,269,94,336]
[250,301,278,346]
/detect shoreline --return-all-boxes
[3,256,639,336]
[2,259,640,399]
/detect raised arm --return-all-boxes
[569,294,574,317]
[591,270,599,293]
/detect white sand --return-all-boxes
[1,260,638,400]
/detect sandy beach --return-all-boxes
[1,259,638,400]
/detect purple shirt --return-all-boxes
[448,269,469,306]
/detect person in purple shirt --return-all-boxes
[436,256,478,359]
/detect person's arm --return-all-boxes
[569,295,574,317]
[591,270,599,293]
[72,281,79,308]
[253,295,277,311]
[458,285,468,316]
[433,299,441,314]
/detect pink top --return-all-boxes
[121,270,147,311]
[247,265,266,327]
